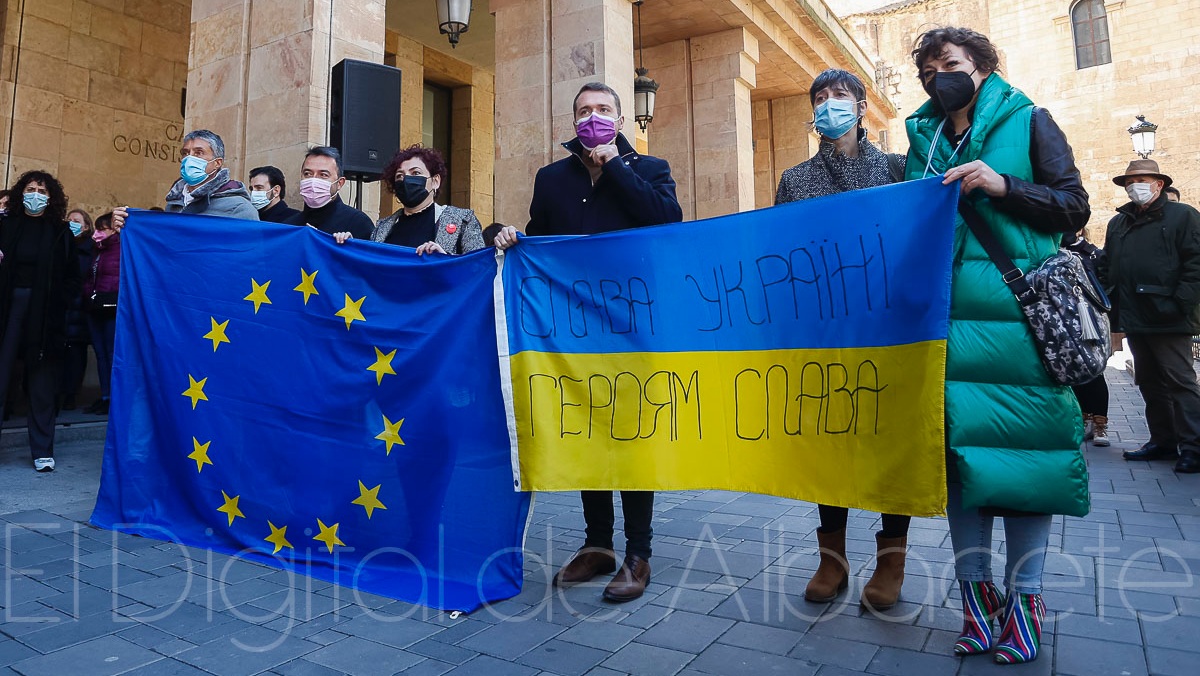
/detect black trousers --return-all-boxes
[59,342,89,400]
[817,504,910,538]
[0,289,60,459]
[581,490,653,560]
[1071,373,1110,417]
[1127,333,1200,452]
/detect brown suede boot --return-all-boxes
[861,532,907,611]
[804,528,848,602]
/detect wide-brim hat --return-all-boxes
[1112,159,1173,187]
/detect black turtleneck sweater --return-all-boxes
[283,197,373,240]
[258,199,302,224]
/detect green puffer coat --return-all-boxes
[905,74,1089,517]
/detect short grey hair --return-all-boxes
[183,129,225,159]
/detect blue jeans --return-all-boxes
[946,477,1051,595]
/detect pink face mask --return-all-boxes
[93,229,112,243]
[299,177,335,209]
[575,112,618,150]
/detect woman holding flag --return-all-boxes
[775,68,911,613]
[906,27,1090,665]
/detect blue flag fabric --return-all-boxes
[91,211,531,612]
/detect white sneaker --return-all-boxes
[33,457,55,472]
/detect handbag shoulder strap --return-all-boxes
[958,202,1037,306]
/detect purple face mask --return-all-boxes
[576,112,618,150]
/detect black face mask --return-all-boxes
[395,174,431,208]
[925,70,978,113]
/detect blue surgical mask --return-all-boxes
[250,190,272,210]
[180,155,213,186]
[23,191,49,215]
[69,220,83,236]
[813,98,861,140]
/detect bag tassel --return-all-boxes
[1079,296,1101,342]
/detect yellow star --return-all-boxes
[375,415,405,455]
[351,481,387,519]
[367,347,397,385]
[204,317,231,352]
[313,519,344,553]
[264,521,292,554]
[187,437,213,473]
[216,491,245,527]
[294,269,320,305]
[334,294,366,330]
[182,375,208,409]
[244,279,272,314]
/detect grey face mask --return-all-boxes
[1125,182,1156,206]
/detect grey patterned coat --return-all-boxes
[371,204,485,254]
[163,169,260,221]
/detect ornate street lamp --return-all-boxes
[633,1,659,131]
[1128,115,1157,159]
[436,0,472,48]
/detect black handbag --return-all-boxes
[959,203,1111,386]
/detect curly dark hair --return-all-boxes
[911,27,1000,82]
[380,145,447,195]
[9,170,69,224]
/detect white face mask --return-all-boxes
[1126,182,1156,206]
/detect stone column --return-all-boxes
[770,94,815,188]
[642,39,694,220]
[491,0,635,229]
[186,0,386,217]
[689,28,758,220]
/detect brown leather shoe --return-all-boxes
[602,554,651,602]
[553,547,617,587]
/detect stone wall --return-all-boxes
[840,0,1200,236]
[383,30,495,225]
[0,0,190,216]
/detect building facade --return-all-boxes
[0,0,898,226]
[831,0,1200,234]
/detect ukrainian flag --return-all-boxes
[498,177,957,517]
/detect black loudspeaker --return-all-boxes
[329,59,402,179]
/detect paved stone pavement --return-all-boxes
[2,367,1197,675]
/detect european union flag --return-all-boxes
[91,211,531,612]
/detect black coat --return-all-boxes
[1102,194,1200,334]
[259,199,302,224]
[526,133,683,235]
[0,213,81,361]
[65,236,93,344]
[990,107,1091,233]
[284,196,374,240]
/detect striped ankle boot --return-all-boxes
[954,580,1003,656]
[993,591,1046,664]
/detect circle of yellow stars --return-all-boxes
[180,268,408,557]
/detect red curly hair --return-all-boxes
[380,145,447,195]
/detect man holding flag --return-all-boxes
[494,81,682,602]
